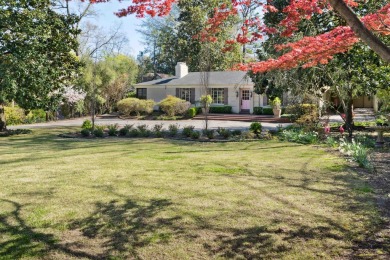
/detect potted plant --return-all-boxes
[271,97,282,118]
[200,94,213,114]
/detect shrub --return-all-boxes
[249,122,262,137]
[279,128,319,144]
[4,106,25,125]
[354,135,375,148]
[182,125,195,137]
[253,107,263,115]
[153,124,164,137]
[188,107,196,118]
[168,124,179,137]
[80,128,91,137]
[217,127,231,139]
[0,129,32,137]
[137,124,151,137]
[81,119,92,130]
[119,124,133,136]
[262,107,273,115]
[286,104,318,122]
[191,131,200,139]
[261,130,273,140]
[117,98,155,116]
[107,124,119,136]
[186,107,202,117]
[209,106,232,114]
[128,129,139,137]
[26,109,46,123]
[242,131,256,139]
[159,95,191,117]
[339,138,372,169]
[93,126,105,138]
[203,129,215,139]
[325,136,339,148]
[231,129,242,136]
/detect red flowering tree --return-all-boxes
[85,0,390,71]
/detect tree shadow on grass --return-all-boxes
[0,198,179,259]
[0,199,100,259]
[70,198,182,258]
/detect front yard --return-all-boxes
[0,128,388,259]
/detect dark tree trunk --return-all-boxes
[0,103,7,132]
[329,0,390,63]
[345,89,354,139]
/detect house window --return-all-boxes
[136,88,147,99]
[211,88,224,104]
[180,88,191,102]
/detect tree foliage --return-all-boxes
[89,0,389,69]
[0,0,80,130]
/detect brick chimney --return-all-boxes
[175,62,188,78]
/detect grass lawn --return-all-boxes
[0,128,385,259]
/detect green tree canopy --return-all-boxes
[0,0,80,130]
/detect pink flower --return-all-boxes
[324,125,330,134]
[339,125,345,134]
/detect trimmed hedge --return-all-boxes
[209,106,232,114]
[262,107,274,115]
[253,106,285,115]
[253,107,263,115]
[188,107,202,118]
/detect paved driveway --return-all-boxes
[9,117,291,131]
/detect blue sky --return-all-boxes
[69,1,145,57]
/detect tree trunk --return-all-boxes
[0,103,7,132]
[329,0,390,63]
[345,89,354,139]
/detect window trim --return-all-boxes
[136,88,147,99]
[211,88,225,105]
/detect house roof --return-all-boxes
[136,71,252,86]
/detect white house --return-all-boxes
[135,62,269,114]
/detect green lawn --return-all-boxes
[0,128,384,259]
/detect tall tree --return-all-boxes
[0,0,80,131]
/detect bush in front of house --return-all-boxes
[253,107,263,115]
[137,124,151,137]
[182,126,195,137]
[117,98,155,116]
[159,95,191,117]
[81,119,93,130]
[191,131,200,139]
[217,127,231,139]
[249,122,262,137]
[231,129,242,136]
[168,124,179,137]
[209,106,232,114]
[80,128,90,137]
[262,107,274,115]
[93,125,105,138]
[188,107,201,118]
[119,124,133,136]
[203,129,215,139]
[107,124,119,136]
[153,124,164,137]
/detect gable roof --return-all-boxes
[136,71,252,86]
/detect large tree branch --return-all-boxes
[328,0,390,63]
